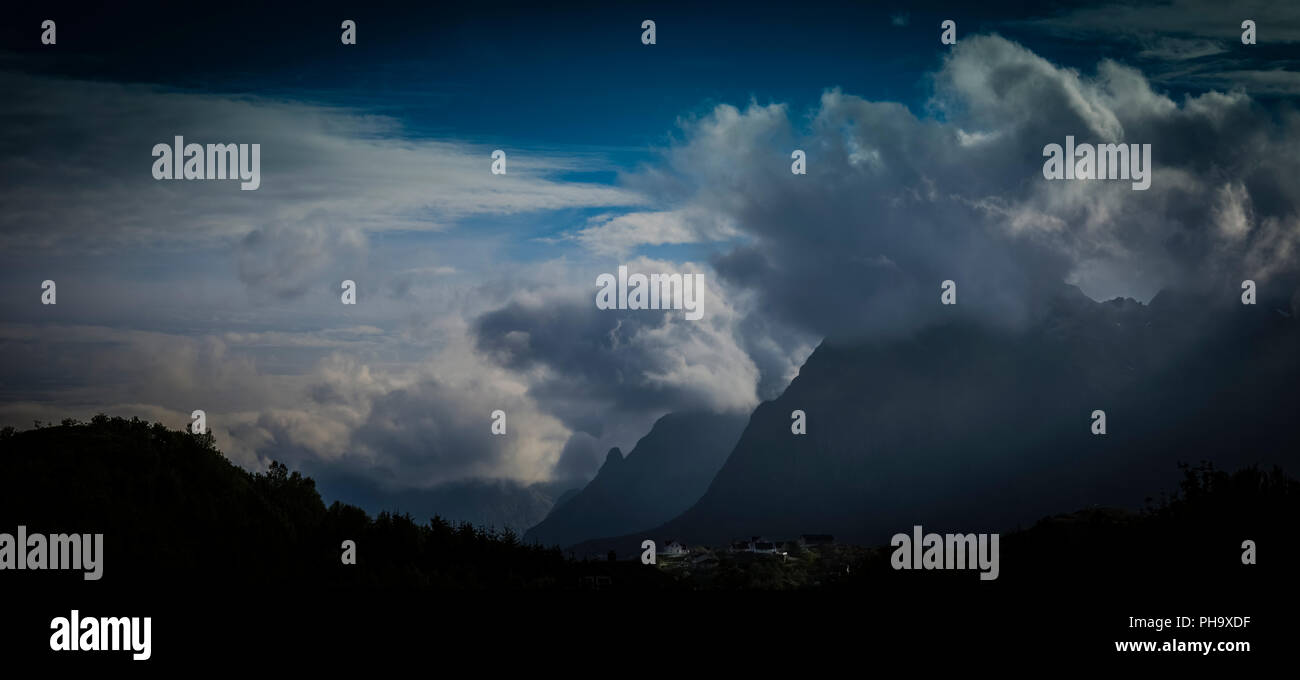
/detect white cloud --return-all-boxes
[0,71,646,257]
[568,208,740,255]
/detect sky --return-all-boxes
[1,0,1298,507]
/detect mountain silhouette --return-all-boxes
[572,282,1300,555]
[524,411,747,548]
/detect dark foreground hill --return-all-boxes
[1,417,1293,664]
[0,416,671,591]
[310,471,570,538]
[2,412,1295,596]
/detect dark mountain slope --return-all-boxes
[574,284,1300,555]
[524,411,747,548]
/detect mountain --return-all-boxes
[524,411,748,548]
[550,487,581,513]
[573,283,1300,556]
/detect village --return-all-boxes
[656,534,836,564]
[574,534,871,590]
[635,534,878,589]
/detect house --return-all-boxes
[661,540,689,557]
[731,536,781,554]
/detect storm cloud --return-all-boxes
[587,34,1300,344]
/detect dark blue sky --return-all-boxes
[5,0,1174,151]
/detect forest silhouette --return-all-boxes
[0,415,1294,593]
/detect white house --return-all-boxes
[661,540,688,557]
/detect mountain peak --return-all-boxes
[599,447,624,471]
[523,413,747,548]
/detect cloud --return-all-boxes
[602,34,1300,342]
[0,70,712,486]
[0,71,645,285]
[566,208,739,256]
[1015,0,1299,94]
[551,430,605,484]
[236,217,369,300]
[467,260,809,483]
[1193,69,1300,95]
[1136,37,1228,61]
[4,31,1299,494]
[473,257,770,422]
[1025,0,1300,43]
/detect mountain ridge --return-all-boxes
[524,411,748,548]
[570,283,1300,557]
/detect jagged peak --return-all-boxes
[600,447,624,469]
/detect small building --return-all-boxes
[730,536,781,554]
[661,540,689,557]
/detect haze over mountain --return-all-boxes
[572,282,1300,555]
[525,411,748,548]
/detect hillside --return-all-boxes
[0,416,671,591]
